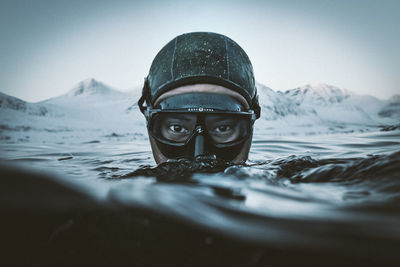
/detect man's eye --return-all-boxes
[169,124,186,133]
[215,125,231,133]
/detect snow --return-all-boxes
[0,79,399,144]
[0,78,146,144]
[282,83,354,106]
[256,83,305,120]
[379,94,400,118]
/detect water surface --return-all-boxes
[1,130,399,266]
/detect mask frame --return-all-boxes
[140,91,258,161]
[146,109,256,149]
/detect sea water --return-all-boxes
[1,130,399,266]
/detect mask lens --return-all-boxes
[151,113,197,143]
[205,114,250,144]
[150,112,251,146]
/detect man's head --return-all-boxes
[138,32,260,164]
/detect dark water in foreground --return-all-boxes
[1,131,400,266]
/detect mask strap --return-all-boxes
[138,77,151,114]
[251,88,261,119]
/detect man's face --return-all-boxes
[148,84,253,164]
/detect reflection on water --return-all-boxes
[0,130,400,266]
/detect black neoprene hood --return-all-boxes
[139,32,260,117]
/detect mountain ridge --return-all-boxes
[0,79,398,142]
[280,83,354,106]
[1,80,397,121]
[65,78,124,97]
[0,92,49,116]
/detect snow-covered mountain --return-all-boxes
[0,78,145,143]
[0,92,49,116]
[43,78,131,105]
[278,83,391,124]
[0,79,399,143]
[379,95,400,118]
[282,83,353,106]
[42,78,145,134]
[64,78,122,97]
[256,83,305,120]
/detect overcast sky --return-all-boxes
[1,0,399,102]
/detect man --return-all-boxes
[138,32,260,164]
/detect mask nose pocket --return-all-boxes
[194,125,205,157]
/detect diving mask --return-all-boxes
[144,93,256,161]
